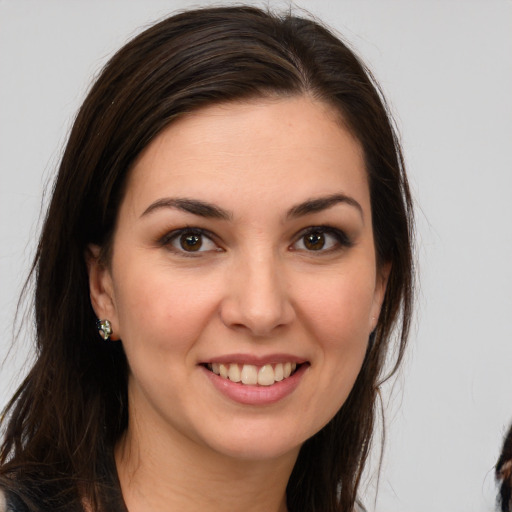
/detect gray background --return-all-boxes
[1,1,511,510]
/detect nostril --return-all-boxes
[218,276,296,336]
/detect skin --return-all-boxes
[87,95,389,512]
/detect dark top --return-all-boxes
[0,452,127,512]
[0,490,29,512]
[0,457,369,512]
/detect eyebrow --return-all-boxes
[286,193,364,221]
[140,193,363,222]
[141,198,232,220]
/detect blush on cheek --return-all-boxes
[123,282,218,353]
[307,292,374,345]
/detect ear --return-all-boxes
[85,244,120,340]
[370,261,391,333]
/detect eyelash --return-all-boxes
[158,225,352,256]
[158,227,220,256]
[291,226,353,253]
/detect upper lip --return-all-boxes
[201,353,307,365]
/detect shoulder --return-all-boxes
[354,500,368,512]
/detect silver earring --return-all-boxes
[96,319,112,341]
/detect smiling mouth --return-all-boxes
[205,362,301,386]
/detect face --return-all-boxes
[88,96,388,462]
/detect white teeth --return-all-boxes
[209,362,299,386]
[228,364,241,382]
[274,363,284,381]
[257,364,275,386]
[241,364,258,385]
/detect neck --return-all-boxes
[115,417,298,512]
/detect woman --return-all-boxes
[0,6,414,512]
[497,425,512,512]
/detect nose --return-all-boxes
[219,251,296,337]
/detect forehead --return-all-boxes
[123,96,369,216]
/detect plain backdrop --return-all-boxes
[1,1,511,511]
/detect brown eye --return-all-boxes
[163,229,219,254]
[180,233,202,251]
[303,232,325,251]
[291,227,351,253]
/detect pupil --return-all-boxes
[181,233,202,251]
[305,232,325,250]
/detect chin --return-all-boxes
[202,424,305,463]
[218,440,301,463]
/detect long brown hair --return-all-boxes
[497,424,512,512]
[0,6,414,511]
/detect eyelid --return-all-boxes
[290,225,353,252]
[158,227,222,254]
[156,225,352,255]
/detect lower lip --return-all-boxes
[202,364,308,406]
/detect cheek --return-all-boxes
[294,267,375,413]
[296,267,377,346]
[112,260,222,355]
